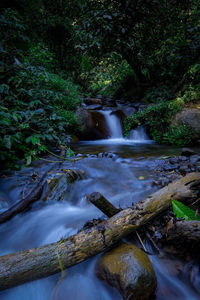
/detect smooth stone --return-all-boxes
[96,243,157,300]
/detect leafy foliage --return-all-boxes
[0,41,81,168]
[124,85,199,145]
[1,1,200,167]
[76,0,200,96]
[85,53,134,97]
[172,200,200,221]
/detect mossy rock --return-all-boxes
[174,108,200,139]
[96,243,157,300]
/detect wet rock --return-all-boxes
[76,108,110,140]
[178,156,188,162]
[104,97,116,107]
[181,148,197,157]
[169,157,179,164]
[96,243,157,300]
[85,104,102,110]
[179,166,189,176]
[110,109,126,124]
[116,100,124,107]
[122,106,137,117]
[163,164,177,171]
[84,98,102,105]
[133,102,142,110]
[174,108,200,139]
[189,154,200,164]
[41,169,84,202]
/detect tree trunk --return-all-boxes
[0,172,199,291]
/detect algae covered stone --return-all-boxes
[96,243,157,300]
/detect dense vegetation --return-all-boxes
[1,0,200,168]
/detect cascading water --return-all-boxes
[92,109,151,143]
[129,126,150,142]
[0,143,200,299]
[101,111,123,138]
[1,103,200,299]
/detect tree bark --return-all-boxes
[87,192,121,217]
[167,220,200,241]
[0,172,200,291]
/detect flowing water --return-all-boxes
[0,111,200,300]
[100,111,123,138]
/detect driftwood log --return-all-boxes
[87,192,121,217]
[0,172,200,291]
[167,220,200,241]
[0,166,54,225]
[0,166,81,224]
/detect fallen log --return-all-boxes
[0,165,82,224]
[167,220,200,241]
[0,165,54,225]
[0,172,200,291]
[87,192,121,217]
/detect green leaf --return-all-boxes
[172,200,200,221]
[25,135,40,145]
[66,147,74,157]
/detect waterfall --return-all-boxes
[129,127,150,142]
[100,110,150,142]
[85,109,152,144]
[101,111,123,138]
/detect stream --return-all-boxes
[0,109,200,299]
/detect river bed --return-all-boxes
[0,139,200,299]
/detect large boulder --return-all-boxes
[75,107,110,140]
[96,243,157,300]
[174,108,200,139]
[84,97,102,105]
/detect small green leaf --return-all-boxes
[172,200,200,221]
[66,148,74,157]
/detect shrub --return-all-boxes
[0,45,82,169]
[124,86,199,145]
[162,125,193,146]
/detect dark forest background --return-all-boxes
[0,0,199,168]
